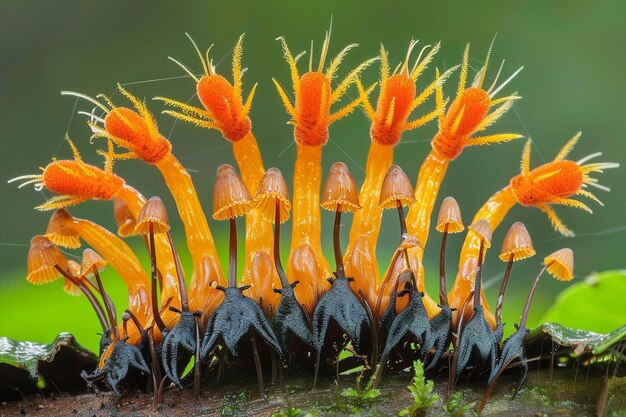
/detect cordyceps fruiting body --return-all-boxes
[10,28,618,408]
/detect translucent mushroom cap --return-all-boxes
[212,164,252,220]
[399,233,423,251]
[435,196,464,233]
[26,236,67,285]
[499,222,536,262]
[113,198,137,237]
[379,164,416,209]
[321,162,362,212]
[45,209,81,249]
[544,248,574,281]
[81,248,107,276]
[253,167,291,223]
[468,219,493,249]
[63,260,82,296]
[135,196,170,234]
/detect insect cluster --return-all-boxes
[11,29,618,406]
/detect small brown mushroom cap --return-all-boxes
[26,236,68,285]
[113,198,138,237]
[398,233,423,251]
[212,164,252,220]
[134,196,170,235]
[63,260,83,296]
[544,248,574,281]
[468,219,493,249]
[435,196,464,233]
[45,209,81,249]
[379,164,416,209]
[321,162,362,212]
[254,167,291,223]
[499,222,536,262]
[81,248,107,276]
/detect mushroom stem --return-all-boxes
[439,223,449,307]
[92,265,119,339]
[56,265,109,333]
[334,204,345,276]
[396,200,411,269]
[149,223,167,333]
[273,200,290,289]
[473,239,486,310]
[228,218,238,288]
[495,253,514,326]
[519,262,551,329]
[166,231,189,311]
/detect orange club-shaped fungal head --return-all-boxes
[62,85,172,165]
[9,137,125,210]
[156,34,255,143]
[510,134,619,236]
[358,40,457,146]
[274,28,377,146]
[431,43,524,160]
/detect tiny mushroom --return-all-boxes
[494,222,535,341]
[321,162,362,276]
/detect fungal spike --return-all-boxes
[475,34,496,89]
[232,34,245,104]
[551,197,593,213]
[409,41,440,81]
[576,188,604,206]
[168,56,200,82]
[457,44,470,97]
[486,59,506,95]
[466,133,522,147]
[272,79,297,118]
[476,95,519,132]
[554,131,582,162]
[488,66,524,99]
[60,91,111,114]
[520,139,532,176]
[355,78,377,121]
[277,36,301,93]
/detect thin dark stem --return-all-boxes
[166,231,189,311]
[519,263,550,329]
[149,223,167,332]
[82,275,117,324]
[250,332,265,394]
[396,201,411,269]
[439,224,449,307]
[194,315,201,398]
[495,254,514,326]
[124,309,144,336]
[449,290,474,397]
[274,199,289,289]
[147,328,163,406]
[228,217,237,288]
[92,266,118,339]
[54,265,108,333]
[473,239,486,310]
[333,204,344,276]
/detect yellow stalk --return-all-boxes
[344,142,394,308]
[155,153,224,320]
[287,144,331,313]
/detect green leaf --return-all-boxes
[527,322,626,356]
[539,270,626,333]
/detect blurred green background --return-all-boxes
[1,1,624,352]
